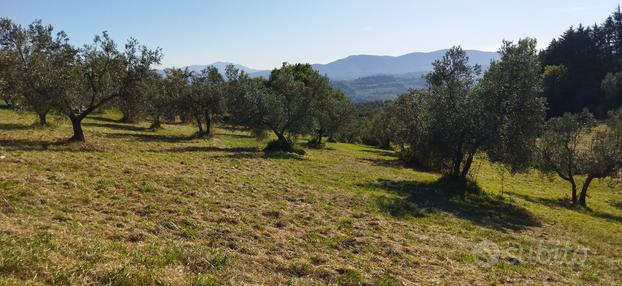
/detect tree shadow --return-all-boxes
[161,145,307,160]
[360,157,405,168]
[360,157,439,173]
[0,138,55,151]
[213,152,262,160]
[513,194,622,224]
[83,122,150,132]
[363,177,540,232]
[611,201,622,210]
[362,149,396,157]
[106,133,195,143]
[163,146,259,153]
[0,138,103,152]
[0,123,35,130]
[262,151,307,160]
[213,132,254,139]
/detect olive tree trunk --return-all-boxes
[204,113,212,137]
[578,176,594,207]
[69,116,85,142]
[150,114,161,129]
[37,111,48,125]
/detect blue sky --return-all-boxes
[2,0,619,69]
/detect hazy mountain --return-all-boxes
[312,50,499,80]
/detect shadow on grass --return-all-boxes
[213,132,254,139]
[213,152,262,160]
[361,149,396,157]
[262,151,307,160]
[360,156,439,173]
[164,146,258,153]
[611,201,622,210]
[83,122,150,132]
[162,145,307,160]
[361,157,405,168]
[0,138,55,151]
[0,138,102,152]
[0,123,35,130]
[106,133,195,143]
[514,194,622,224]
[363,177,540,231]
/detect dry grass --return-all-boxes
[0,108,621,285]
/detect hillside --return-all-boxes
[312,50,499,80]
[0,107,620,285]
[331,73,427,102]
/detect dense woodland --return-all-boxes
[541,6,622,117]
[2,8,622,209]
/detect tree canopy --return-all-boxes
[541,6,622,117]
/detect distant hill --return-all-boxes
[166,49,499,101]
[312,50,499,80]
[331,73,427,102]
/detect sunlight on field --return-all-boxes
[0,108,620,285]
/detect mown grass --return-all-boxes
[0,107,621,285]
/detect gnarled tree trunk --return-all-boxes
[120,112,138,124]
[314,129,324,145]
[461,153,474,179]
[195,113,206,137]
[578,175,594,207]
[69,116,85,142]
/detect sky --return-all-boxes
[1,0,619,69]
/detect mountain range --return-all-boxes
[171,50,500,102]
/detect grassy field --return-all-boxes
[0,107,621,285]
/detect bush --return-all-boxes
[263,140,306,155]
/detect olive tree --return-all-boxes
[384,40,545,198]
[383,91,429,163]
[188,66,226,137]
[117,38,163,123]
[0,19,75,125]
[539,110,622,207]
[162,68,191,125]
[310,88,354,145]
[54,32,161,141]
[0,49,21,107]
[477,38,546,172]
[227,63,331,152]
[141,70,168,129]
[422,46,483,179]
[363,110,394,149]
[579,110,622,206]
